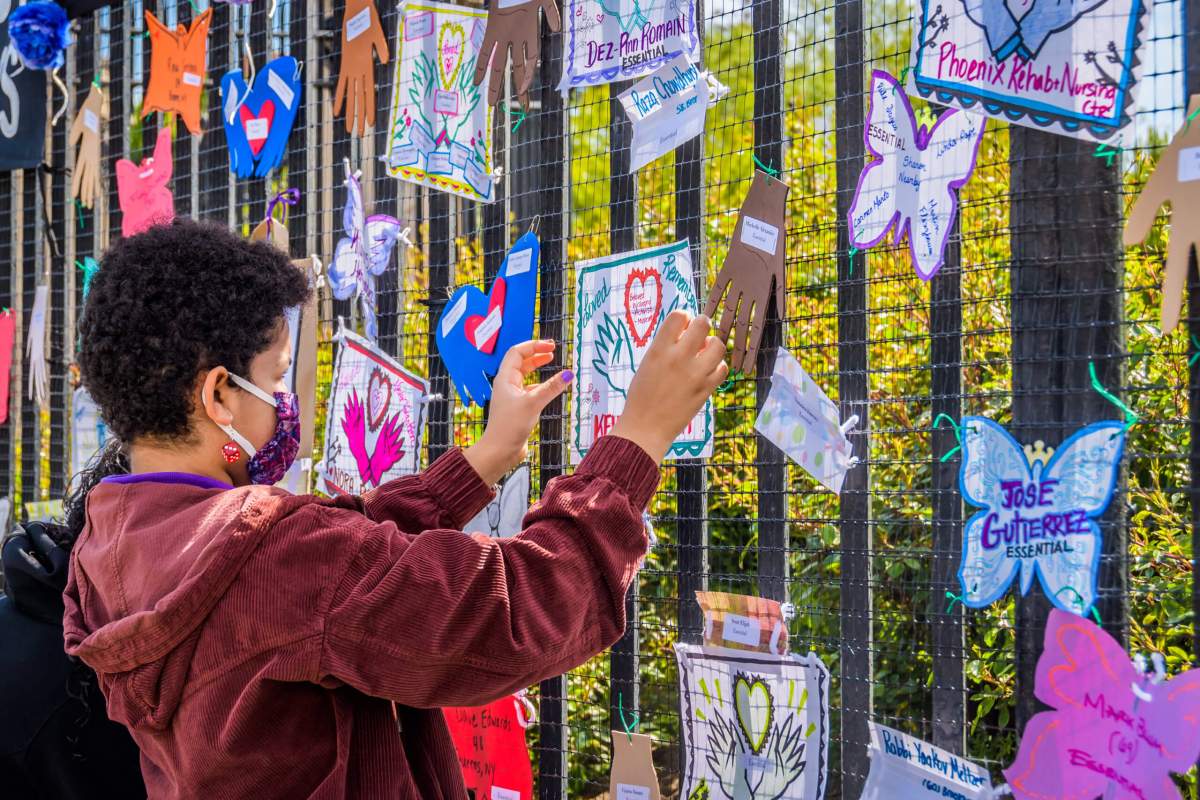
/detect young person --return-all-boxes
[0,450,145,798]
[63,218,727,798]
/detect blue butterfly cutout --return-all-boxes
[219,56,302,179]
[436,232,540,406]
[957,416,1125,615]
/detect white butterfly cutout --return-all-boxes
[462,464,530,538]
[848,69,986,281]
[958,416,1124,615]
[327,159,403,341]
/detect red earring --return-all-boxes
[221,442,240,464]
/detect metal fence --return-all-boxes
[2,0,1198,796]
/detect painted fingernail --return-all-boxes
[561,370,574,383]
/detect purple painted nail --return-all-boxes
[561,370,574,383]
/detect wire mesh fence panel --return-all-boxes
[0,0,1195,796]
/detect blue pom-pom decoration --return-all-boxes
[8,2,71,71]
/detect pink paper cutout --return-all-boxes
[116,127,175,237]
[1005,609,1200,800]
[445,695,533,800]
[0,311,13,425]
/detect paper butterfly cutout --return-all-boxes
[848,69,986,281]
[327,160,404,342]
[463,463,530,538]
[957,416,1124,615]
[219,56,302,179]
[116,127,175,237]
[142,9,212,136]
[1005,609,1200,800]
[445,694,534,800]
[436,232,539,406]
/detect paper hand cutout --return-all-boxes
[333,0,388,137]
[1005,609,1200,800]
[849,70,985,282]
[220,56,302,179]
[957,416,1124,615]
[69,84,103,209]
[327,160,404,341]
[610,732,661,800]
[142,9,212,135]
[705,170,789,374]
[474,0,562,110]
[341,387,405,488]
[1124,94,1200,333]
[116,127,175,237]
[463,463,530,537]
[436,232,539,405]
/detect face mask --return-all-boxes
[216,372,300,486]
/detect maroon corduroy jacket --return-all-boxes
[62,435,659,799]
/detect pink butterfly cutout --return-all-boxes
[1005,609,1200,800]
[340,389,406,488]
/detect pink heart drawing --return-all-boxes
[366,367,392,433]
[624,267,662,347]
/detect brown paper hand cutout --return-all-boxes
[609,732,661,800]
[333,0,389,137]
[1124,93,1200,333]
[250,217,321,489]
[69,85,104,209]
[473,0,562,111]
[705,170,790,374]
[142,9,212,136]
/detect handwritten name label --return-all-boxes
[740,216,779,256]
[721,613,762,646]
[1179,146,1200,183]
[346,6,372,40]
[863,723,991,800]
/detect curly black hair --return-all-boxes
[78,218,310,445]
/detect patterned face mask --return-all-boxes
[217,372,301,486]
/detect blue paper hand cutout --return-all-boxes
[219,56,302,179]
[436,232,540,406]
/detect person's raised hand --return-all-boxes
[611,311,728,463]
[463,340,570,484]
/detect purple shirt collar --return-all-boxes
[102,472,234,491]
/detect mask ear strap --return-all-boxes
[228,372,279,407]
[217,421,257,458]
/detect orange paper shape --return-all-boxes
[695,590,790,655]
[116,127,175,237]
[1124,93,1200,333]
[142,9,212,136]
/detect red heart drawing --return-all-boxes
[464,277,507,355]
[624,267,662,347]
[366,367,392,432]
[239,99,275,156]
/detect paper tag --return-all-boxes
[617,784,652,800]
[181,71,202,87]
[223,86,241,123]
[505,249,533,276]
[442,294,469,336]
[741,216,780,256]
[434,89,460,115]
[738,753,772,773]
[722,612,762,646]
[1179,146,1200,183]
[428,151,452,174]
[471,18,486,50]
[463,156,490,196]
[491,788,521,800]
[405,11,434,39]
[83,109,99,133]
[345,6,372,40]
[268,69,295,110]
[245,117,270,140]
[498,0,529,7]
[473,305,504,348]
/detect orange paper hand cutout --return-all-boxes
[333,0,389,137]
[142,9,212,136]
[1125,94,1200,333]
[474,0,562,111]
[69,85,104,210]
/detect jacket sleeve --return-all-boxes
[316,435,659,709]
[347,448,495,534]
